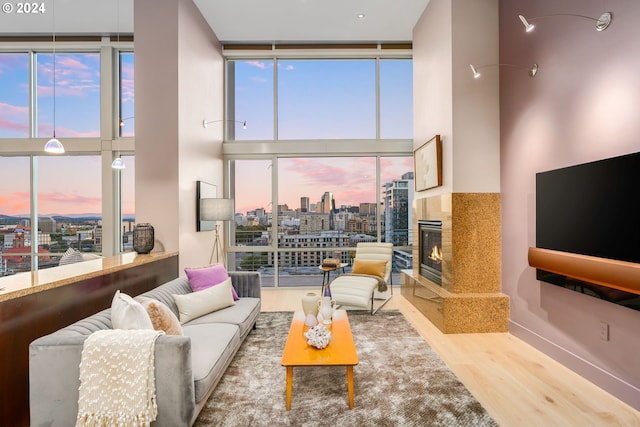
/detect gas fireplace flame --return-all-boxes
[428,245,443,264]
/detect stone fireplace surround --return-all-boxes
[401,193,509,333]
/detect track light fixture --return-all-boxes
[518,12,612,33]
[202,119,247,129]
[469,63,538,79]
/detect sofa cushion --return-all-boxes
[111,290,154,330]
[182,323,240,403]
[185,264,239,300]
[173,278,236,324]
[183,297,261,339]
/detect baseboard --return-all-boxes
[510,320,640,411]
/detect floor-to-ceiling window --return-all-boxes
[223,46,414,287]
[0,41,134,273]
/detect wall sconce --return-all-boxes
[44,0,64,154]
[202,119,247,129]
[119,116,134,128]
[199,198,235,266]
[469,63,538,79]
[518,12,612,33]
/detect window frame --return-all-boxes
[0,39,135,270]
[221,45,415,287]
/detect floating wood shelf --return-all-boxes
[528,247,640,296]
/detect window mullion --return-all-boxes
[29,50,37,138]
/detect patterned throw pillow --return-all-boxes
[136,297,183,336]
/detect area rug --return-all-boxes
[194,310,498,427]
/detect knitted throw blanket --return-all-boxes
[76,329,164,427]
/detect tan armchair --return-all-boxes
[329,242,394,314]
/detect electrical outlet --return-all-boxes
[599,321,610,341]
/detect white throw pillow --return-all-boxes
[111,290,154,330]
[173,277,236,324]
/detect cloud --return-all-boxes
[0,102,29,116]
[0,53,29,76]
[0,103,29,134]
[120,78,135,103]
[280,158,377,206]
[246,60,268,69]
[37,191,102,215]
[0,192,30,216]
[37,123,99,137]
[276,63,295,71]
[36,54,100,97]
[0,118,29,134]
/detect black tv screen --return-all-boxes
[536,152,640,264]
[535,152,640,311]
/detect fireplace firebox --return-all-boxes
[419,220,443,285]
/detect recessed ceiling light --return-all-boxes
[357,13,365,19]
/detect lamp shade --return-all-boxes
[199,198,235,222]
[44,137,65,154]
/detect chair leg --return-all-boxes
[371,286,393,314]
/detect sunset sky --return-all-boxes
[0,54,412,217]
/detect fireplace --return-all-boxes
[419,220,443,285]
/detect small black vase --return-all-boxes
[133,223,154,254]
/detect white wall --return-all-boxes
[134,0,224,271]
[413,0,500,199]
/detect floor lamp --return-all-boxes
[199,198,235,267]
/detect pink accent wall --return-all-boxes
[500,0,640,408]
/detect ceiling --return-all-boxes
[0,0,430,43]
[194,0,430,43]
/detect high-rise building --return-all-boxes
[319,192,336,214]
[300,197,309,212]
[382,172,414,246]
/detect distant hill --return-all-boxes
[0,214,135,225]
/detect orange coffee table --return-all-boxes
[280,310,359,410]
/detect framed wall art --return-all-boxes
[414,135,442,191]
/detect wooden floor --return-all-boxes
[262,287,640,427]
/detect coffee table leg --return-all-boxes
[347,366,354,409]
[286,366,293,411]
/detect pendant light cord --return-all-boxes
[52,0,56,139]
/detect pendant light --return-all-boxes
[112,0,125,169]
[44,0,64,154]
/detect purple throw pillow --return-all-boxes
[184,264,239,300]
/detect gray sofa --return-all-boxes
[29,271,261,427]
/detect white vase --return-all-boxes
[301,292,320,316]
[304,312,318,327]
[318,296,336,325]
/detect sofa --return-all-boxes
[29,271,261,427]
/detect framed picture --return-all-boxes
[414,135,442,191]
[196,180,217,231]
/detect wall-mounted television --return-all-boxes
[535,151,640,310]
